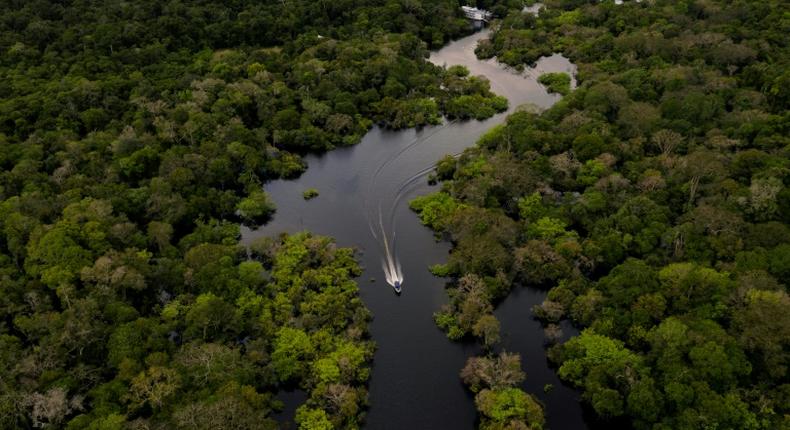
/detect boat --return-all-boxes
[393,280,402,294]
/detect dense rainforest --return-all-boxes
[0,0,517,428]
[413,0,790,429]
[2,0,789,429]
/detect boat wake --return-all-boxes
[366,125,448,292]
[376,200,403,291]
[381,237,403,289]
[365,122,461,293]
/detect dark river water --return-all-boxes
[243,30,588,430]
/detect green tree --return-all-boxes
[272,327,315,382]
[236,190,275,224]
[295,406,333,430]
[475,388,544,429]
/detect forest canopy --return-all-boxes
[3,0,790,429]
[415,0,790,429]
[0,0,513,428]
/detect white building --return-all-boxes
[462,6,493,21]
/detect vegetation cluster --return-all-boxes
[461,352,545,430]
[537,72,572,96]
[4,0,788,428]
[0,0,511,428]
[413,0,790,428]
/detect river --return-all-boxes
[242,30,588,430]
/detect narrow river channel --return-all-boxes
[242,30,588,430]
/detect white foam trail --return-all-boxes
[377,150,468,289]
[382,255,403,287]
[365,123,456,289]
[379,206,403,287]
[365,121,464,290]
[364,121,456,242]
[388,150,465,237]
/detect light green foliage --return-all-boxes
[295,406,333,430]
[434,155,458,180]
[313,358,341,384]
[477,124,506,150]
[236,190,276,224]
[429,263,452,277]
[409,192,464,231]
[529,217,565,240]
[556,10,582,25]
[527,217,575,242]
[6,225,369,428]
[558,330,641,385]
[456,156,490,179]
[312,340,372,385]
[517,192,546,221]
[538,72,572,96]
[303,188,319,200]
[86,414,126,430]
[434,310,464,341]
[577,159,606,186]
[24,199,116,287]
[237,260,265,288]
[26,223,94,287]
[475,388,544,430]
[272,327,315,381]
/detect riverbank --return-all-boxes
[243,29,583,429]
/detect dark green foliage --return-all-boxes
[0,1,505,170]
[0,0,501,427]
[419,0,790,428]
